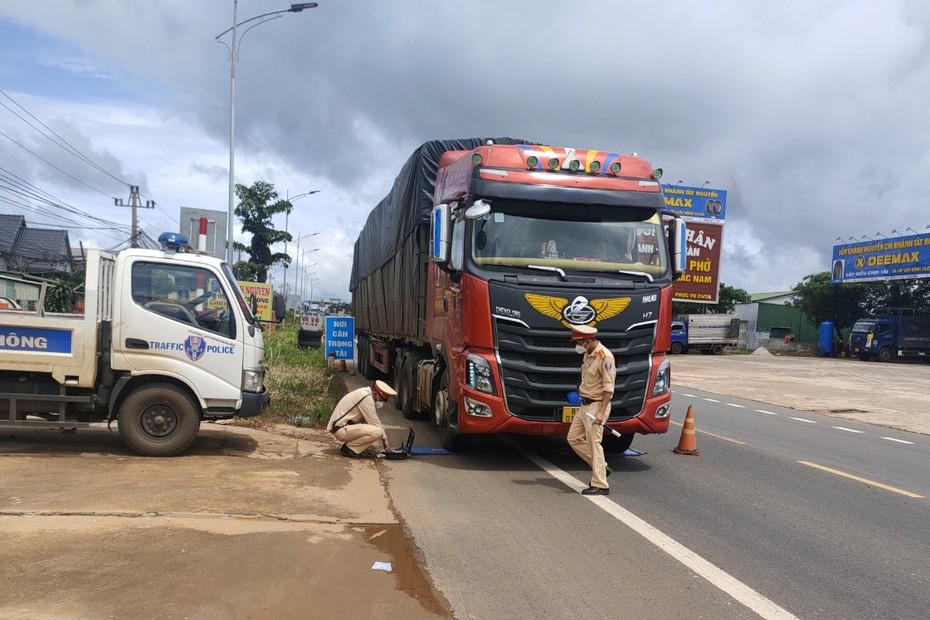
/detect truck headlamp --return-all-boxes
[652,359,670,397]
[242,368,265,393]
[465,353,496,394]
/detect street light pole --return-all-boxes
[293,234,319,294]
[217,2,319,265]
[282,190,320,296]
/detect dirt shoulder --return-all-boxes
[0,423,450,619]
[671,353,930,436]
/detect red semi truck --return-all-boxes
[350,138,687,451]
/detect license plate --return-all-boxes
[562,406,579,423]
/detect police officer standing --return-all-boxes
[327,380,397,458]
[567,324,616,495]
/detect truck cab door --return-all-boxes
[112,258,245,408]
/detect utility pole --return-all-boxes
[115,185,155,247]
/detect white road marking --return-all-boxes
[790,417,816,424]
[798,461,923,498]
[680,393,697,398]
[670,421,747,445]
[881,436,915,445]
[512,442,800,619]
[703,397,721,403]
[833,426,865,434]
[726,403,745,408]
[755,409,778,415]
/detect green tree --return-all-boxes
[672,282,751,316]
[789,272,869,334]
[233,180,293,282]
[44,270,86,313]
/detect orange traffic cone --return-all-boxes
[673,405,700,456]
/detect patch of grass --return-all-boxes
[232,314,347,430]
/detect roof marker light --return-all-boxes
[472,153,483,165]
[527,155,539,168]
[609,161,622,174]
[563,148,581,172]
[589,160,601,173]
[653,168,663,180]
[548,157,560,170]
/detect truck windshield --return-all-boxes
[470,200,668,277]
[852,320,874,333]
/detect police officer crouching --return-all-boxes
[326,379,397,458]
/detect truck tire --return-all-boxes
[670,342,683,355]
[857,351,871,362]
[117,384,201,456]
[359,334,377,380]
[433,367,468,452]
[878,347,895,363]
[395,355,417,419]
[710,344,725,355]
[603,432,634,454]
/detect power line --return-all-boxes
[0,89,130,190]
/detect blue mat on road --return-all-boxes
[409,446,451,456]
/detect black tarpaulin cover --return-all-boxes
[349,138,536,341]
[349,137,535,291]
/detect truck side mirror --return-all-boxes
[667,217,688,279]
[430,203,451,264]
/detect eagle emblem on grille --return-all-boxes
[524,293,631,327]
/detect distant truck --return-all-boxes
[351,138,688,451]
[850,314,930,362]
[0,233,269,456]
[669,314,740,355]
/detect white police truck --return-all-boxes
[0,233,269,456]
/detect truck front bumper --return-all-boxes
[239,386,270,417]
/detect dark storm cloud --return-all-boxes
[3,0,930,293]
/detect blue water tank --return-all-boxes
[818,321,835,357]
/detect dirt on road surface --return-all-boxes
[0,424,450,620]
[672,353,930,436]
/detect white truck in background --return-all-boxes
[669,314,740,355]
[0,234,269,456]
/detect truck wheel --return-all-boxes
[878,347,895,363]
[857,352,871,362]
[603,432,634,454]
[117,384,201,456]
[670,342,683,354]
[433,368,468,452]
[395,355,417,419]
[710,344,725,355]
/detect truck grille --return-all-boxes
[495,321,655,422]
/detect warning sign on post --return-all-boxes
[300,311,323,331]
[325,316,355,360]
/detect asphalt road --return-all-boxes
[367,354,930,619]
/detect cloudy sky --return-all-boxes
[2,0,929,301]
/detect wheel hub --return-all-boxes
[141,405,177,438]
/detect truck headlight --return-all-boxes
[465,353,496,394]
[242,368,265,393]
[652,359,670,397]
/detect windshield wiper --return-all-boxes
[525,264,567,280]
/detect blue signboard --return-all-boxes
[831,232,930,283]
[325,316,355,360]
[660,184,727,221]
[0,326,73,353]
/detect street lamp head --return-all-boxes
[290,3,318,12]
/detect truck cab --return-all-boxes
[669,320,688,354]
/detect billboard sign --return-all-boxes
[831,232,930,283]
[238,281,273,321]
[660,184,727,221]
[672,221,725,303]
